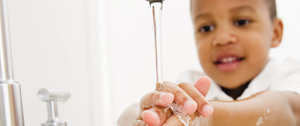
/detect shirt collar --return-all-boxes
[206,58,275,101]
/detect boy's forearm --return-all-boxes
[286,91,300,126]
[199,91,299,126]
[118,91,300,126]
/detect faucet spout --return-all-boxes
[146,0,164,4]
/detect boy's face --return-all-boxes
[191,0,283,89]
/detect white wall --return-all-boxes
[271,0,300,59]
[5,0,300,125]
[9,0,95,125]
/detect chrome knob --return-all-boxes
[38,88,70,126]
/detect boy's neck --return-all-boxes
[221,81,250,100]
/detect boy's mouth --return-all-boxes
[214,57,245,64]
[214,56,245,72]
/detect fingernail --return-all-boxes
[197,77,209,83]
[183,99,197,114]
[160,93,174,102]
[201,104,213,117]
[158,93,174,106]
[142,110,160,125]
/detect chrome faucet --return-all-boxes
[0,0,25,125]
[0,0,71,125]
[146,0,164,3]
[38,88,70,126]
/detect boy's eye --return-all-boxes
[199,25,214,33]
[234,19,251,26]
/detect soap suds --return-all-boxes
[256,117,264,126]
[266,108,271,114]
[256,108,272,126]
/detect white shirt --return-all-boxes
[177,57,300,101]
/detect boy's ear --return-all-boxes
[271,18,284,48]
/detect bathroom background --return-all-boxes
[7,0,300,125]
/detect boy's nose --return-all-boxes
[212,31,237,47]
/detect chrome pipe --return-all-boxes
[0,0,13,81]
[0,0,25,125]
[0,83,24,126]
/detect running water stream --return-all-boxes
[147,1,190,125]
[149,1,163,83]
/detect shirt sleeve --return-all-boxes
[269,58,300,95]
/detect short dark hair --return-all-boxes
[190,0,277,20]
[265,0,277,20]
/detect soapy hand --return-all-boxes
[134,77,213,126]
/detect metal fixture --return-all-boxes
[146,0,164,3]
[0,0,25,125]
[38,88,70,126]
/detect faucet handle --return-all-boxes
[38,88,70,102]
[38,88,70,126]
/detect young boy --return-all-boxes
[119,0,300,125]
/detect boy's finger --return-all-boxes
[194,77,211,96]
[142,106,172,126]
[162,114,185,126]
[156,81,197,115]
[178,82,213,117]
[162,113,199,126]
[140,91,174,109]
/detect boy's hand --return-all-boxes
[134,77,213,126]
